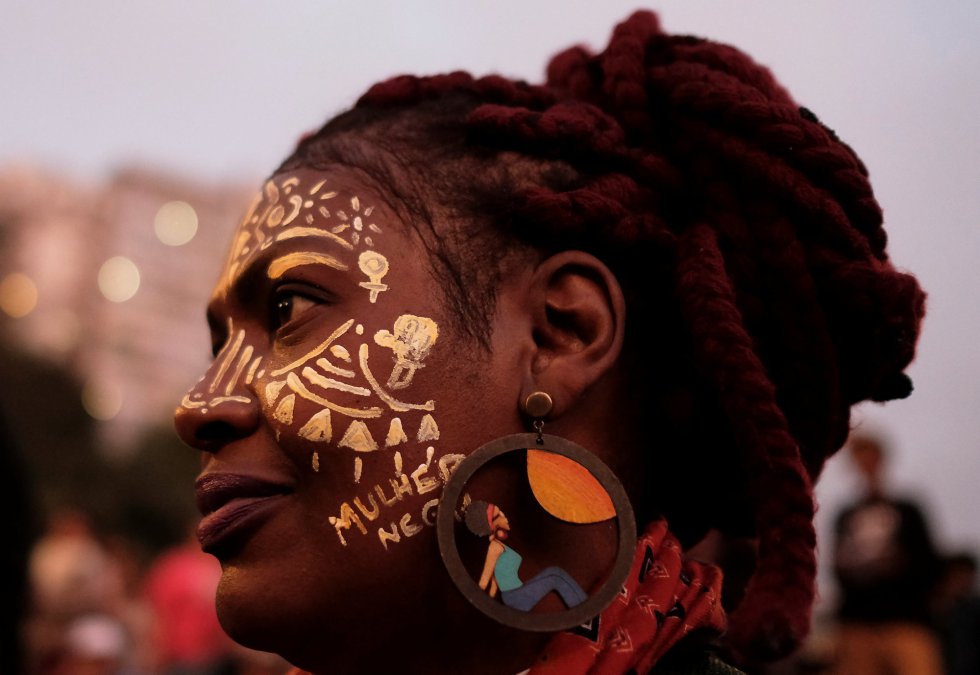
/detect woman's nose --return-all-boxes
[174,334,262,452]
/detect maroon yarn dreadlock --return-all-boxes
[278,11,924,665]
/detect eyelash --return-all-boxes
[209,283,331,358]
[270,284,328,332]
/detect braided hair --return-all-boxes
[277,10,924,664]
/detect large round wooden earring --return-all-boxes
[436,392,637,632]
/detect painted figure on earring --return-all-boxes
[464,500,588,612]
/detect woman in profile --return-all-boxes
[174,10,925,674]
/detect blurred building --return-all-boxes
[0,163,254,454]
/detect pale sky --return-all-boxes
[3,1,979,605]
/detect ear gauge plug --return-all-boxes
[523,391,554,419]
[523,391,554,445]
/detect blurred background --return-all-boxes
[2,1,977,673]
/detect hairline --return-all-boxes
[273,149,510,355]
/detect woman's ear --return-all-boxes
[523,251,625,416]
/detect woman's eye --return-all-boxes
[273,293,318,329]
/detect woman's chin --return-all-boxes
[210,552,413,668]
[212,560,327,660]
[213,568,290,654]
[212,573,401,673]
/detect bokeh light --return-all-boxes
[154,200,198,246]
[0,272,39,318]
[97,256,140,302]
[81,378,123,421]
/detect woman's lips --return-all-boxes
[195,473,293,554]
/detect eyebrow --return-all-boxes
[209,229,354,312]
[267,251,349,279]
[276,226,354,250]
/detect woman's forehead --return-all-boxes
[212,169,412,300]
[238,169,392,251]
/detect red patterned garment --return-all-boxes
[529,520,727,674]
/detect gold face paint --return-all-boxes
[214,175,377,297]
[273,395,295,425]
[357,343,435,413]
[270,319,355,378]
[327,448,466,548]
[298,409,332,443]
[338,420,379,454]
[374,315,439,390]
[302,367,371,397]
[244,356,263,385]
[357,251,389,303]
[267,251,349,278]
[190,172,459,555]
[209,328,245,394]
[179,318,261,411]
[385,418,408,447]
[276,226,354,250]
[283,371,383,419]
[416,414,440,442]
[316,357,355,378]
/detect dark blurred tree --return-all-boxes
[0,335,199,558]
[0,339,102,523]
[107,425,200,557]
[0,407,33,675]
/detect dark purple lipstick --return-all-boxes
[195,473,292,554]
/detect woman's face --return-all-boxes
[174,168,526,664]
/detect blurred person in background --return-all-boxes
[932,552,980,675]
[144,523,234,675]
[47,613,132,675]
[102,534,155,673]
[29,510,117,619]
[832,434,943,675]
[28,509,122,671]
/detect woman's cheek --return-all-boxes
[259,314,465,553]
